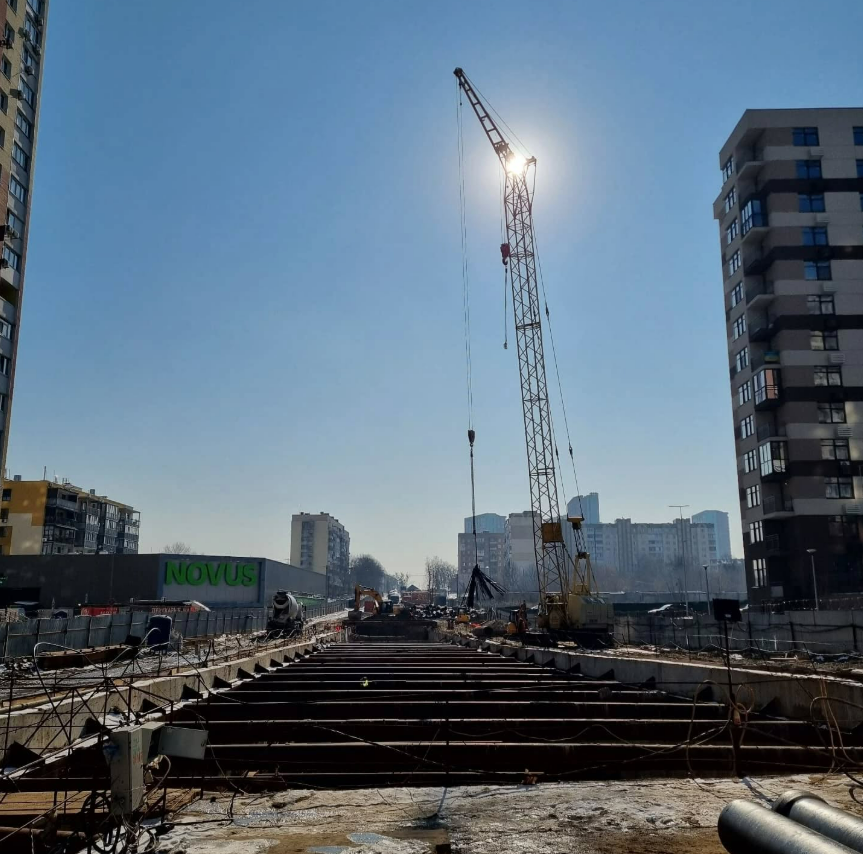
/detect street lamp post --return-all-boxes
[669,504,690,616]
[807,548,819,611]
[703,564,711,613]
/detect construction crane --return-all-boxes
[454,68,612,641]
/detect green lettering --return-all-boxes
[224,563,241,586]
[165,561,186,586]
[205,562,223,585]
[186,561,206,586]
[240,564,257,587]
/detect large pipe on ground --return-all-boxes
[773,791,863,853]
[718,800,857,854]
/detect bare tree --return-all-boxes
[425,556,457,592]
[391,571,411,590]
[350,554,386,590]
[163,541,194,555]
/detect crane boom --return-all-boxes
[454,68,570,604]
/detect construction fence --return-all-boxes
[616,609,863,656]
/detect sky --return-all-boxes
[9,1,863,581]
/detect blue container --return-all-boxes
[146,615,173,648]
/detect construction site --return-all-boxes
[2,66,863,854]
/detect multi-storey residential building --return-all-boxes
[457,530,505,589]
[505,511,535,576]
[0,477,139,555]
[692,510,733,560]
[463,513,506,535]
[566,493,600,524]
[715,109,863,605]
[0,0,48,480]
[290,512,350,595]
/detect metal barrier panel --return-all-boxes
[65,616,90,650]
[129,612,148,643]
[33,618,68,653]
[172,612,188,638]
[6,619,41,658]
[109,613,133,645]
[88,615,112,648]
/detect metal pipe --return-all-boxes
[773,790,863,853]
[718,800,856,854]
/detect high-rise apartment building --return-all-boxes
[716,109,863,605]
[567,493,600,524]
[0,477,139,555]
[463,513,506,535]
[0,1,48,480]
[290,512,350,595]
[692,510,733,560]
[457,530,505,589]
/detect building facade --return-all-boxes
[505,511,535,575]
[0,477,139,555]
[289,512,350,595]
[457,530,505,589]
[0,0,48,481]
[567,493,600,524]
[715,109,863,605]
[692,510,733,560]
[463,512,506,535]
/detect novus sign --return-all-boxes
[164,560,258,587]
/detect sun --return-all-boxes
[505,151,527,175]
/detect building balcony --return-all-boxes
[748,316,775,343]
[746,279,774,308]
[762,495,794,518]
[751,350,780,371]
[736,154,764,183]
[764,534,787,555]
[47,497,80,512]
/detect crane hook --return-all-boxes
[500,243,511,266]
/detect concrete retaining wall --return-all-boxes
[445,632,863,730]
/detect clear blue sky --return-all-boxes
[10,1,863,579]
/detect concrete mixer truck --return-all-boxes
[267,590,305,635]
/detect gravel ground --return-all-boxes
[151,774,860,854]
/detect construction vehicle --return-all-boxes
[349,585,387,621]
[455,68,613,645]
[267,590,304,635]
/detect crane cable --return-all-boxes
[457,79,480,576]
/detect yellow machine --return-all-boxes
[349,585,386,621]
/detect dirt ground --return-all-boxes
[152,774,861,854]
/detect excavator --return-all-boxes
[348,585,393,621]
[455,68,613,646]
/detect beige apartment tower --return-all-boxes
[289,512,350,595]
[715,109,863,606]
[0,0,48,479]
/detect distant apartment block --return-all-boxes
[0,477,139,555]
[567,493,600,524]
[457,530,505,589]
[463,512,506,535]
[715,109,863,604]
[290,512,350,594]
[0,1,49,481]
[692,510,733,560]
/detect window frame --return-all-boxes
[730,282,744,308]
[821,438,850,461]
[749,520,763,543]
[796,159,822,179]
[825,477,854,499]
[15,110,31,139]
[817,402,846,424]
[814,366,842,387]
[728,250,741,277]
[855,127,863,146]
[732,315,747,340]
[808,294,835,314]
[11,142,28,171]
[740,415,754,439]
[802,226,828,246]
[743,449,758,473]
[738,380,751,406]
[735,347,749,372]
[799,193,826,213]
[793,127,819,146]
[804,260,832,281]
[9,175,26,203]
[2,244,19,271]
[724,187,736,213]
[746,484,761,508]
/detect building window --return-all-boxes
[750,520,763,543]
[858,160,863,179]
[732,315,747,340]
[855,127,863,145]
[826,477,854,499]
[728,250,741,276]
[2,245,19,271]
[21,48,36,75]
[9,175,26,203]
[753,368,780,405]
[7,0,17,13]
[796,159,822,179]
[740,415,754,439]
[0,127,5,149]
[735,347,749,371]
[730,282,743,307]
[724,188,736,213]
[741,198,766,234]
[12,142,28,171]
[808,294,834,314]
[738,381,751,406]
[0,392,6,411]
[746,484,761,508]
[0,93,8,115]
[22,15,39,45]
[744,449,758,473]
[1,488,10,501]
[16,79,34,108]
[6,209,23,235]
[15,111,31,139]
[0,57,10,80]
[722,157,734,183]
[726,219,738,244]
[811,330,838,351]
[0,320,11,340]
[760,441,787,477]
[752,558,767,588]
[818,402,846,424]
[822,438,850,461]
[793,127,819,146]
[799,193,826,213]
[804,260,831,280]
[815,366,842,387]
[829,515,857,538]
[802,227,828,246]
[3,24,12,45]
